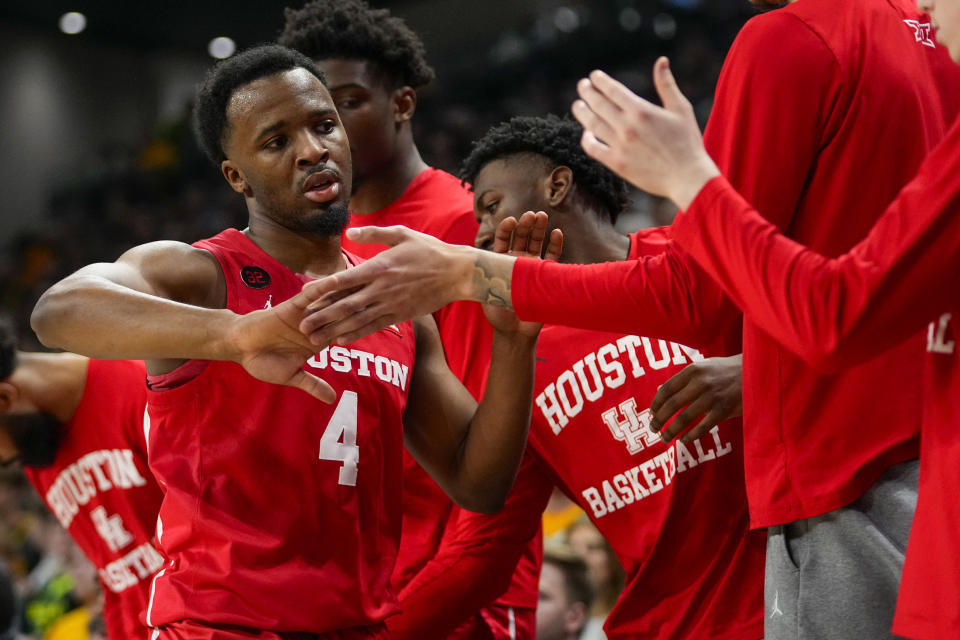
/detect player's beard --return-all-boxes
[0,412,64,468]
[294,201,351,237]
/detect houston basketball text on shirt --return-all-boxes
[44,448,149,529]
[535,335,705,434]
[307,345,411,391]
[582,426,734,519]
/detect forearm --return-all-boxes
[509,251,739,349]
[452,331,537,512]
[32,274,236,361]
[672,172,960,369]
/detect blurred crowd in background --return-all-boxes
[0,2,757,637]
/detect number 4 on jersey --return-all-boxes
[319,391,359,486]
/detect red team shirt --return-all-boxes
[394,229,765,640]
[24,359,164,640]
[342,167,540,635]
[511,0,960,527]
[669,107,960,636]
[144,229,416,635]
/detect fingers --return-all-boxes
[288,370,337,404]
[587,69,646,113]
[571,97,618,150]
[304,299,395,347]
[579,129,615,168]
[544,229,564,262]
[513,211,548,256]
[492,217,519,254]
[656,394,713,443]
[649,366,699,432]
[680,412,724,444]
[651,57,692,115]
[493,212,551,257]
[344,225,410,247]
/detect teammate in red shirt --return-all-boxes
[387,116,764,640]
[278,4,537,636]
[0,317,164,639]
[557,5,960,634]
[30,45,546,640]
[298,3,959,637]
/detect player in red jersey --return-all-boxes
[386,116,764,640]
[278,4,538,637]
[0,316,164,639]
[555,5,960,633]
[30,45,549,640]
[297,3,960,637]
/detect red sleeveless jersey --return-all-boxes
[24,359,164,640]
[144,229,416,634]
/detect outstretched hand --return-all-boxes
[571,57,720,210]
[648,354,743,443]
[225,288,336,403]
[482,211,563,336]
[297,226,476,347]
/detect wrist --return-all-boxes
[207,308,245,362]
[671,157,721,211]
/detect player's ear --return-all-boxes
[221,161,252,196]
[392,86,417,124]
[547,166,573,207]
[0,382,18,413]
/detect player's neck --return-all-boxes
[244,218,346,278]
[349,142,428,215]
[558,211,630,266]
[14,352,88,422]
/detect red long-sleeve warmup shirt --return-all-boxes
[512,0,960,527]
[670,103,960,636]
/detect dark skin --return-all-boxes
[316,58,427,213]
[31,68,541,513]
[473,155,743,443]
[0,352,88,460]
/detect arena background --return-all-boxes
[0,1,758,637]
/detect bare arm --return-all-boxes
[32,241,232,362]
[403,316,537,513]
[31,240,335,401]
[403,213,560,512]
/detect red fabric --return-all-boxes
[144,229,416,633]
[342,167,538,628]
[24,359,164,640]
[444,605,536,640]
[394,229,763,639]
[670,117,960,637]
[513,0,960,527]
[154,619,388,639]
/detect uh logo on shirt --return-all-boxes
[927,313,955,355]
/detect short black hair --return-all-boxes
[192,44,327,166]
[278,0,435,89]
[460,115,629,223]
[0,317,16,382]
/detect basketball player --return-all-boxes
[297,2,959,637]
[277,7,539,636]
[0,316,164,639]
[30,45,548,640]
[386,116,764,640]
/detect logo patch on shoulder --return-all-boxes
[241,266,270,289]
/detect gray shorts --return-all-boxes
[764,459,918,640]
